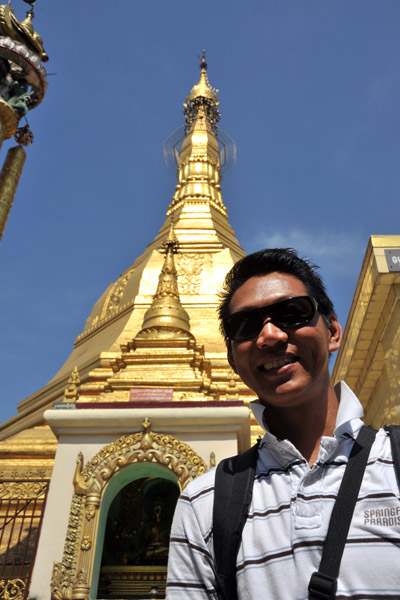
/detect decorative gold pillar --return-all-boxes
[0,145,26,241]
[71,492,101,600]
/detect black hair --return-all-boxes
[218,248,335,340]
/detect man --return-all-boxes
[166,248,400,599]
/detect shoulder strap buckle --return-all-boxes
[308,571,337,600]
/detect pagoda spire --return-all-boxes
[183,50,220,135]
[167,51,226,217]
[135,223,192,339]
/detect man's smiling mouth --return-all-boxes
[262,356,297,372]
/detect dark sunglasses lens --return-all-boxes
[224,296,316,341]
[271,297,315,327]
[224,311,263,341]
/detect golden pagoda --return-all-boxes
[1,40,399,600]
[0,53,259,600]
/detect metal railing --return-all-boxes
[0,479,50,600]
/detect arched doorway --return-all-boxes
[50,422,207,600]
[95,465,179,598]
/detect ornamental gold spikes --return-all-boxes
[63,367,80,403]
[135,223,192,339]
[183,50,220,136]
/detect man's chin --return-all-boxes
[257,381,312,410]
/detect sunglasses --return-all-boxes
[223,295,318,342]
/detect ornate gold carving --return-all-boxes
[50,562,73,600]
[63,367,80,403]
[0,480,47,499]
[0,469,46,480]
[0,579,25,600]
[74,570,87,585]
[80,536,91,551]
[77,267,136,343]
[141,417,152,449]
[52,424,206,600]
[66,494,85,567]
[50,494,84,600]
[73,452,86,494]
[0,6,48,62]
[71,569,89,600]
[176,253,204,295]
[84,504,96,522]
[104,268,134,318]
[209,451,216,469]
[81,422,206,490]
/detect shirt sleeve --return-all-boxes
[166,488,219,599]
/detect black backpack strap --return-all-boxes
[213,442,259,600]
[385,425,400,486]
[308,425,377,600]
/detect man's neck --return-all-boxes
[264,387,339,466]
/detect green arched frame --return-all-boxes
[90,462,179,599]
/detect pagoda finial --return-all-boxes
[159,221,179,255]
[198,49,207,70]
[135,223,192,339]
[183,50,220,135]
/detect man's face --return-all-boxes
[226,272,342,409]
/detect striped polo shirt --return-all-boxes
[166,382,400,599]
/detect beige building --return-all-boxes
[333,235,400,427]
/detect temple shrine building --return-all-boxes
[0,19,399,600]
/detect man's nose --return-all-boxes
[256,319,288,347]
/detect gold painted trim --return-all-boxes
[0,578,26,600]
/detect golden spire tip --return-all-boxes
[198,49,207,71]
[160,221,179,254]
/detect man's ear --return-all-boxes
[327,314,342,353]
[227,342,238,374]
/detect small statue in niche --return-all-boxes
[142,496,172,563]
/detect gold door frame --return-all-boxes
[50,419,207,600]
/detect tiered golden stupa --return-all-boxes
[0,53,261,600]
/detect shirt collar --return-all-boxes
[250,381,364,437]
[333,380,364,436]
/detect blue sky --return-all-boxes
[0,0,399,423]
